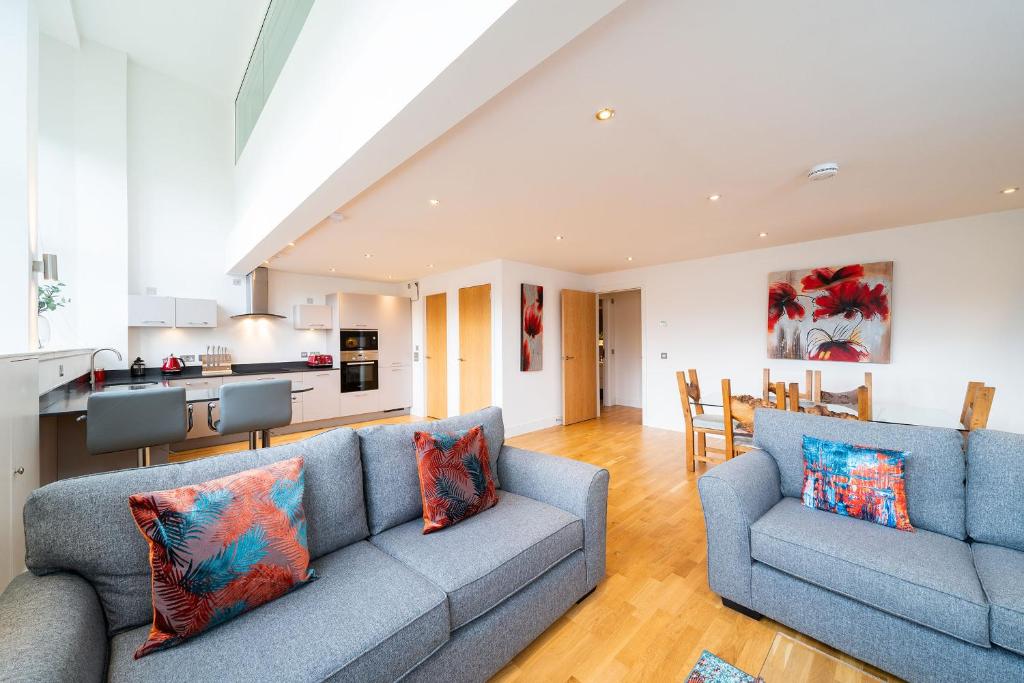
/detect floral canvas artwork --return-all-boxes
[521,283,543,371]
[767,261,892,363]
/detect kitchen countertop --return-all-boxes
[40,361,333,417]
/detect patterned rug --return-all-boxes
[685,650,762,683]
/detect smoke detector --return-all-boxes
[807,162,840,181]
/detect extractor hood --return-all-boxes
[230,267,286,319]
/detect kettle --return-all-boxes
[130,357,146,377]
[161,354,186,374]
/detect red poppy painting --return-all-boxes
[521,284,543,371]
[767,261,892,363]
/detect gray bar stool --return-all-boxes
[209,379,292,449]
[84,387,188,467]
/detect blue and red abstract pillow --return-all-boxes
[128,457,315,658]
[801,435,914,531]
[414,425,498,534]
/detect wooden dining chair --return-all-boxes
[721,379,757,460]
[676,370,730,471]
[960,381,995,431]
[813,371,873,421]
[763,369,813,407]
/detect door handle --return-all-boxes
[13,467,25,476]
[458,358,466,362]
[564,355,575,360]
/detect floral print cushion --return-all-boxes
[414,425,498,534]
[801,434,914,531]
[128,457,316,658]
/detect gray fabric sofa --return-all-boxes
[698,409,1024,683]
[0,407,609,682]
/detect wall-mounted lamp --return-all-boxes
[32,253,59,281]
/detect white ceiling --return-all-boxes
[271,0,1024,282]
[40,0,268,95]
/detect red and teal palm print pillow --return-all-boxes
[128,457,316,658]
[414,425,498,534]
[801,435,914,531]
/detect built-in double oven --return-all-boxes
[339,329,379,393]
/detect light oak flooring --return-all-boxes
[174,405,898,682]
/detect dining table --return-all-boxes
[695,398,967,432]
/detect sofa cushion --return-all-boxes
[359,407,505,535]
[415,425,498,533]
[371,491,582,630]
[128,457,317,658]
[754,410,967,539]
[106,542,448,683]
[24,428,367,635]
[750,498,989,647]
[967,429,1024,552]
[972,543,1024,656]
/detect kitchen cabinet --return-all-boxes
[340,390,380,416]
[1,355,39,591]
[166,376,223,438]
[301,369,340,422]
[174,298,218,328]
[38,351,91,394]
[293,304,331,330]
[128,295,175,327]
[331,293,380,329]
[378,295,412,365]
[378,365,412,411]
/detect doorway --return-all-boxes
[598,289,643,416]
[458,284,492,414]
[424,293,447,419]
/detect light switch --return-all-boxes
[300,351,308,358]
[660,352,668,359]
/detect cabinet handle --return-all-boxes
[142,320,166,324]
[188,321,207,325]
[14,467,25,476]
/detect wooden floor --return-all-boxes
[175,405,898,682]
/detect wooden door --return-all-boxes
[562,289,598,425]
[425,293,448,419]
[459,284,491,414]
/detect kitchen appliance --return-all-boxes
[229,267,286,319]
[306,353,333,367]
[130,357,146,377]
[161,354,186,374]
[340,350,378,393]
[340,328,378,352]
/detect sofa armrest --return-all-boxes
[498,446,609,591]
[0,571,107,682]
[697,449,782,609]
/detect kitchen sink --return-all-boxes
[98,382,157,392]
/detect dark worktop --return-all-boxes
[40,361,332,417]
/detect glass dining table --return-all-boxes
[695,398,967,432]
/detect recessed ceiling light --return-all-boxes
[386,275,392,280]
[595,107,615,121]
[555,234,565,241]
[287,242,295,247]
[627,256,633,262]
[329,211,345,222]
[364,253,373,259]
[427,264,434,269]
[428,198,440,207]
[329,267,336,273]
[262,260,269,265]
[708,194,722,202]
[759,232,768,238]
[1002,186,1019,195]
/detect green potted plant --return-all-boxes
[37,282,69,348]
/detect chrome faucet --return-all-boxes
[90,348,123,386]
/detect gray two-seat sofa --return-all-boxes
[0,407,609,682]
[699,409,1024,683]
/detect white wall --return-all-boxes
[410,259,589,436]
[589,209,1024,433]
[604,288,642,408]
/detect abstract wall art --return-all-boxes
[767,261,892,363]
[521,283,543,371]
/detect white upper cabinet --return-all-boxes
[128,295,175,327]
[335,293,380,329]
[378,295,412,366]
[174,298,218,328]
[293,304,331,330]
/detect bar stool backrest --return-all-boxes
[86,387,187,454]
[217,379,293,435]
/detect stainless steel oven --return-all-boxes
[340,350,378,393]
[340,328,378,352]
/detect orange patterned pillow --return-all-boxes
[414,425,498,534]
[128,457,315,658]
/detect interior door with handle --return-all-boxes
[561,289,598,425]
[425,293,448,418]
[458,284,491,414]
